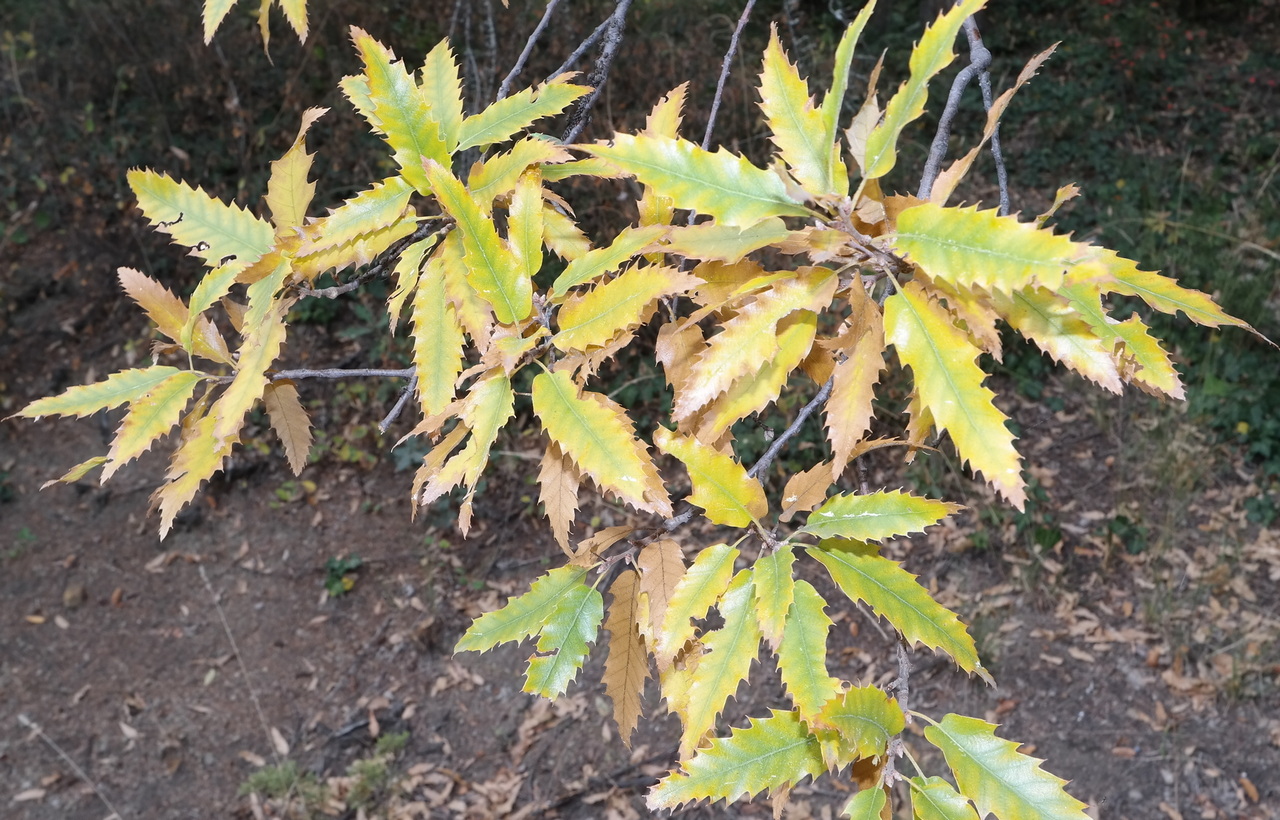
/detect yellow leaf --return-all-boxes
[128,169,273,273]
[265,107,326,232]
[468,138,569,210]
[277,0,308,41]
[644,83,688,138]
[885,281,1025,508]
[293,217,417,281]
[751,544,796,648]
[14,366,184,420]
[554,266,697,352]
[550,224,667,298]
[532,370,670,517]
[541,202,592,261]
[212,298,289,448]
[990,287,1123,394]
[418,38,464,152]
[153,412,233,539]
[411,255,466,417]
[262,381,312,476]
[759,25,831,195]
[297,176,414,256]
[603,568,649,745]
[776,579,840,721]
[663,219,793,265]
[457,74,590,152]
[655,543,737,670]
[103,370,205,481]
[827,289,885,476]
[654,428,767,528]
[117,268,232,365]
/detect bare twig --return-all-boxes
[548,17,611,81]
[379,372,419,433]
[199,566,280,766]
[702,0,758,151]
[883,639,913,784]
[561,0,635,144]
[748,376,835,481]
[917,11,1010,213]
[214,367,415,385]
[16,714,123,819]
[497,0,565,101]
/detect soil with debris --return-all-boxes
[2,212,1279,820]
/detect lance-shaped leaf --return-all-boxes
[128,169,273,271]
[532,369,670,516]
[759,26,831,195]
[910,776,980,820]
[298,177,414,256]
[697,311,819,440]
[664,219,793,264]
[655,543,738,669]
[679,571,762,756]
[14,366,184,420]
[676,267,835,419]
[538,440,580,555]
[550,224,667,297]
[654,428,767,528]
[277,0,307,41]
[649,709,825,810]
[411,256,465,416]
[820,3,877,162]
[265,107,326,233]
[776,579,839,721]
[584,134,811,227]
[924,714,1090,820]
[457,74,590,151]
[339,73,378,134]
[292,218,417,281]
[425,160,531,324]
[418,38,464,152]
[508,168,544,285]
[263,381,312,475]
[184,257,277,354]
[990,287,1122,394]
[202,0,235,42]
[102,370,205,481]
[524,576,604,699]
[603,568,649,744]
[212,299,290,448]
[42,456,108,489]
[809,540,984,676]
[780,462,835,522]
[1061,280,1185,399]
[117,268,232,365]
[350,27,448,193]
[542,202,592,261]
[456,565,590,651]
[637,539,685,645]
[929,277,1003,359]
[386,235,428,333]
[154,411,234,539]
[893,203,1079,294]
[813,685,905,769]
[885,281,1025,508]
[554,266,696,352]
[435,232,495,341]
[1096,254,1253,332]
[827,302,886,476]
[751,545,796,648]
[801,489,960,542]
[862,0,985,180]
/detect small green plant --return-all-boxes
[238,760,327,813]
[324,554,363,597]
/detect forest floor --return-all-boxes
[2,222,1278,820]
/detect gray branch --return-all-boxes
[496,0,565,101]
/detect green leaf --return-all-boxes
[814,685,904,768]
[924,714,1089,820]
[550,224,667,298]
[41,456,108,488]
[418,38,464,152]
[655,543,738,668]
[457,75,589,151]
[523,578,604,699]
[584,134,811,227]
[808,540,984,676]
[411,254,465,417]
[862,0,985,180]
[653,428,767,528]
[128,169,273,272]
[648,709,824,810]
[531,370,670,516]
[15,366,185,420]
[751,545,796,648]
[554,266,696,353]
[893,203,1079,294]
[990,287,1123,394]
[910,776,980,820]
[801,489,960,542]
[820,3,877,163]
[885,281,1025,508]
[351,27,448,193]
[776,578,840,722]
[468,137,568,209]
[456,566,590,652]
[1099,256,1251,331]
[1061,280,1185,399]
[297,176,414,255]
[102,371,205,481]
[843,787,888,820]
[759,26,831,194]
[680,571,762,756]
[424,160,531,324]
[508,167,545,286]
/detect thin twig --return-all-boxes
[747,376,835,481]
[964,17,1010,214]
[883,639,913,784]
[274,367,414,382]
[916,11,994,206]
[561,0,634,144]
[702,0,757,151]
[548,17,611,81]
[199,566,281,766]
[496,0,564,101]
[379,372,419,433]
[16,714,122,820]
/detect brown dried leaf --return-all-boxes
[603,568,649,745]
[538,440,581,556]
[262,382,313,475]
[779,462,834,522]
[636,540,685,643]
